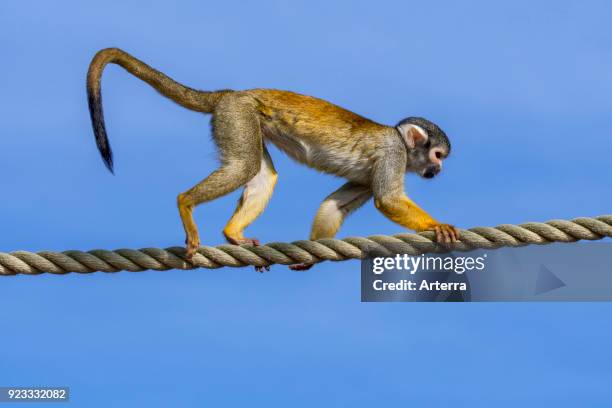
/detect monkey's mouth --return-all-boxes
[422,167,440,179]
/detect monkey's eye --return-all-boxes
[435,151,442,159]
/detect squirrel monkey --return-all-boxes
[87,48,459,270]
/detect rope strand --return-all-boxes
[1,215,610,275]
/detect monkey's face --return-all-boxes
[408,141,448,179]
[396,117,451,180]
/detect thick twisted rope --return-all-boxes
[1,215,610,275]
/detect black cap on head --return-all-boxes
[396,117,451,154]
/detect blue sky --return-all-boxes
[1,0,611,406]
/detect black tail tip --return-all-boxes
[103,157,115,174]
[88,91,115,174]
[95,133,115,174]
[98,145,114,174]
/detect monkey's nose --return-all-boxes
[423,166,440,179]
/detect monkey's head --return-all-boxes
[396,117,451,179]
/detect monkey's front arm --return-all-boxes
[371,154,459,243]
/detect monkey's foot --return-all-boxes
[255,265,271,273]
[226,236,261,246]
[431,223,460,244]
[289,263,314,271]
[184,236,200,260]
[225,236,266,272]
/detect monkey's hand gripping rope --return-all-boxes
[1,215,610,275]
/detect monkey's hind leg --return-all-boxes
[290,182,372,271]
[177,94,263,259]
[223,146,278,246]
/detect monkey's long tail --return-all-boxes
[87,47,224,173]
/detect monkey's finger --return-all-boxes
[434,227,442,243]
[439,227,447,243]
[441,227,452,243]
[452,226,461,241]
[290,263,313,271]
[447,226,457,243]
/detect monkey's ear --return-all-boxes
[397,124,429,149]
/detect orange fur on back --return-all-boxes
[246,89,392,181]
